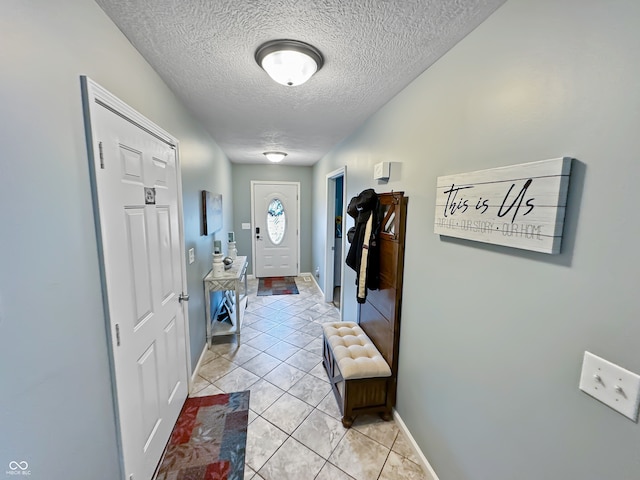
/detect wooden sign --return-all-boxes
[434,157,572,254]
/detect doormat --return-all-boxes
[257,276,299,296]
[154,391,249,480]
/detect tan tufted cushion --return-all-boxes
[322,322,391,380]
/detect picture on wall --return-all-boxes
[202,191,222,236]
[433,157,573,254]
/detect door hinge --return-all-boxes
[98,141,104,169]
[115,324,121,346]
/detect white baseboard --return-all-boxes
[190,342,209,387]
[392,409,439,480]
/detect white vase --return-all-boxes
[228,241,237,259]
[212,253,225,277]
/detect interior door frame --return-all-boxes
[81,76,192,479]
[250,180,301,277]
[324,167,347,320]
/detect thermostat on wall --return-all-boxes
[373,161,390,180]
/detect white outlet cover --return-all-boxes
[579,351,640,421]
[188,248,195,264]
[241,223,251,230]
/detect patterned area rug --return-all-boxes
[257,276,299,296]
[155,391,249,480]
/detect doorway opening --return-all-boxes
[324,167,346,317]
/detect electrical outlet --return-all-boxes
[579,351,640,421]
[188,248,195,264]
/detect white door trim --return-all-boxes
[81,76,191,479]
[250,180,301,277]
[324,167,346,320]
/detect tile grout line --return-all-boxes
[259,402,352,480]
[376,444,394,480]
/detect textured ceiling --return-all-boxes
[95,0,506,165]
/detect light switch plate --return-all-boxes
[241,223,251,230]
[579,351,640,421]
[188,248,195,264]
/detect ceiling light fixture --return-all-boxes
[263,151,287,163]
[255,40,324,87]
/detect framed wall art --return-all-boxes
[434,157,572,254]
[202,191,222,235]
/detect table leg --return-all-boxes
[235,285,241,346]
[204,285,212,349]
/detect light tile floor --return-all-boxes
[190,275,431,480]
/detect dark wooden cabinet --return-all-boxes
[323,191,408,427]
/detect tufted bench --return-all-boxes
[322,322,393,427]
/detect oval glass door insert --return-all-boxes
[267,198,286,244]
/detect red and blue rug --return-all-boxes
[257,276,299,296]
[155,391,249,480]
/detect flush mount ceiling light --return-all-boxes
[255,40,324,87]
[263,151,287,163]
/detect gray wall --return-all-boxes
[182,142,233,370]
[231,163,313,275]
[0,1,231,478]
[312,0,640,479]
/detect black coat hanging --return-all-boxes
[345,188,381,303]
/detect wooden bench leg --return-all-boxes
[341,415,354,428]
[379,411,392,422]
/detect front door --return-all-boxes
[252,182,300,277]
[84,79,189,480]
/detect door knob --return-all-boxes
[178,293,190,303]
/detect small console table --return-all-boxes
[203,256,248,347]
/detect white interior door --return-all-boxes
[252,182,299,277]
[85,81,189,480]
